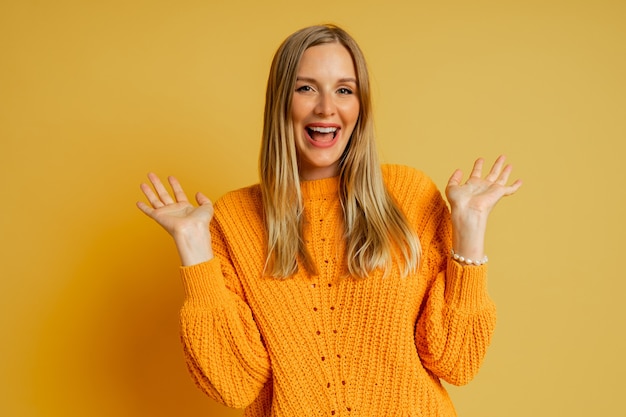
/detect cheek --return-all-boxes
[344,98,360,117]
[345,103,360,128]
[290,96,309,125]
[352,106,361,124]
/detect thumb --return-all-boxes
[195,192,212,206]
[447,169,464,188]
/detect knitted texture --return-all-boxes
[179,165,497,417]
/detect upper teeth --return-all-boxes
[309,126,337,133]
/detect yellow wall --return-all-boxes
[2,0,625,416]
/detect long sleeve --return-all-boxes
[174,170,497,416]
[415,207,497,386]
[382,164,496,387]
[179,229,271,407]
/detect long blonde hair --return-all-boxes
[259,24,420,278]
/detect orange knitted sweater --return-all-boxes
[179,165,496,417]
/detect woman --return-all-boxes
[137,24,521,417]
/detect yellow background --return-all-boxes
[2,0,625,416]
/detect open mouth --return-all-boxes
[306,126,339,143]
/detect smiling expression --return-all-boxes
[291,42,360,181]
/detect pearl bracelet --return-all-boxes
[451,249,488,266]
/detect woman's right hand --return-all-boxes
[137,173,214,266]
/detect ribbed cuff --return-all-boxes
[180,258,229,309]
[444,258,491,312]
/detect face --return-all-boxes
[291,42,360,181]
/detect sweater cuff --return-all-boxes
[180,258,229,309]
[444,258,491,312]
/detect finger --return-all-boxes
[485,155,507,182]
[140,182,165,208]
[136,200,155,216]
[148,172,175,205]
[494,164,513,185]
[469,158,485,179]
[168,176,189,203]
[446,169,464,188]
[196,192,212,206]
[503,179,523,196]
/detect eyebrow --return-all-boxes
[296,76,358,84]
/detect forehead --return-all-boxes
[297,43,357,79]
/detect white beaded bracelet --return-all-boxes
[451,249,488,266]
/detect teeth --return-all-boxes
[308,126,338,133]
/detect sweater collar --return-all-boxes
[299,175,340,199]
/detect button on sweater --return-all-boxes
[179,164,497,417]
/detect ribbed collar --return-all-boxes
[299,175,340,199]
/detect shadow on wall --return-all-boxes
[30,215,243,417]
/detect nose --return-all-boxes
[314,92,336,117]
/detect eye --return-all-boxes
[296,85,314,93]
[337,87,354,95]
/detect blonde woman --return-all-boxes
[137,24,521,417]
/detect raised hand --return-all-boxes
[445,155,522,216]
[137,173,214,265]
[444,155,522,262]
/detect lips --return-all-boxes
[305,124,340,148]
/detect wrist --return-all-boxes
[451,212,487,261]
[173,224,213,266]
[451,208,488,232]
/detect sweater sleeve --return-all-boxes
[415,205,497,386]
[382,164,496,386]
[179,224,271,407]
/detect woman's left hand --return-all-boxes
[444,155,522,261]
[446,155,522,217]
